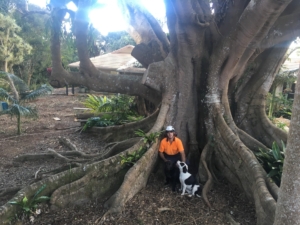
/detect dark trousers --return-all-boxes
[163,153,181,191]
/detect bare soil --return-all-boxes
[0,88,256,225]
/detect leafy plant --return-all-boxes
[276,122,286,130]
[9,184,50,217]
[82,116,115,131]
[81,94,144,130]
[120,146,148,166]
[120,130,162,166]
[134,129,162,145]
[267,92,294,120]
[82,94,111,113]
[99,94,137,120]
[255,141,285,186]
[0,71,52,134]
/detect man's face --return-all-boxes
[167,131,174,139]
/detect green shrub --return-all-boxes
[120,146,148,166]
[266,93,293,119]
[82,94,111,113]
[81,94,144,130]
[120,130,162,166]
[276,122,286,130]
[255,141,285,186]
[9,184,50,217]
[134,129,162,145]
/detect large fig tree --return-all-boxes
[1,0,300,224]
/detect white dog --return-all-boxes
[176,161,201,197]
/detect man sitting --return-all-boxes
[159,125,186,191]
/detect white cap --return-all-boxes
[166,125,175,132]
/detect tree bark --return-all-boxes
[274,67,300,224]
[234,43,289,147]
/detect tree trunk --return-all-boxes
[274,68,300,224]
[6,72,20,102]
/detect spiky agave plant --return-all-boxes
[0,71,53,135]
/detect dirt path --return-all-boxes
[0,90,255,224]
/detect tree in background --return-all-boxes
[0,0,27,15]
[267,46,299,118]
[0,13,32,72]
[267,70,296,118]
[12,10,50,86]
[12,3,79,88]
[103,31,135,53]
[0,1,79,88]
[85,28,136,56]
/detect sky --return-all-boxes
[28,0,166,35]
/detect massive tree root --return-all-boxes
[209,105,277,224]
[0,137,143,223]
[0,106,167,223]
[103,103,169,214]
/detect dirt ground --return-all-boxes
[0,88,256,225]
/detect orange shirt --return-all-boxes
[159,137,184,155]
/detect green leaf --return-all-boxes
[33,184,47,200]
[23,207,31,212]
[0,88,16,103]
[22,196,28,204]
[2,72,29,94]
[22,84,53,101]
[34,196,51,202]
[9,201,21,205]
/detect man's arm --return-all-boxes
[180,151,186,163]
[159,152,169,162]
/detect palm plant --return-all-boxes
[82,94,143,130]
[82,94,111,113]
[0,71,52,134]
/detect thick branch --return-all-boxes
[119,0,170,67]
[218,0,293,89]
[259,12,300,50]
[234,44,288,146]
[49,5,161,105]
